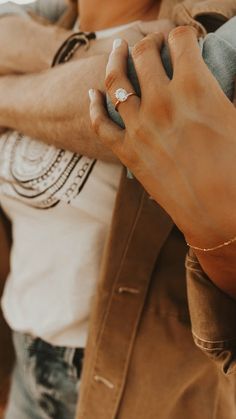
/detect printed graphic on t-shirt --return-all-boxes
[0,132,96,208]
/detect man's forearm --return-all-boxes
[0,15,116,161]
[0,55,115,161]
[0,15,164,161]
[0,15,71,75]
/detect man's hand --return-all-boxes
[89,27,236,296]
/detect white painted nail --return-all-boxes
[88,89,95,100]
[112,38,122,51]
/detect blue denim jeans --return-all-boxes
[5,332,83,419]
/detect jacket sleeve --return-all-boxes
[0,0,66,22]
[172,0,236,35]
[0,207,13,400]
[186,249,236,375]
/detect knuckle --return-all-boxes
[169,25,196,42]
[105,70,120,91]
[91,114,103,136]
[132,36,154,59]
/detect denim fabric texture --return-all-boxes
[5,332,83,419]
[107,17,236,128]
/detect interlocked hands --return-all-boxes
[89,26,236,249]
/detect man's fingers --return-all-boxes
[168,26,203,77]
[131,32,169,100]
[89,88,124,151]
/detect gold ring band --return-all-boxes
[114,88,137,111]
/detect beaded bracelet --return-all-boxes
[187,235,236,252]
[51,31,96,67]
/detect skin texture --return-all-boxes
[89,27,236,299]
[0,3,235,294]
[0,1,169,404]
[0,16,70,75]
[0,16,172,75]
[0,4,171,160]
[79,0,161,31]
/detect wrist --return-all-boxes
[183,215,236,252]
[171,183,236,251]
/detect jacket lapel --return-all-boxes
[77,169,174,419]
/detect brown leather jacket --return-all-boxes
[0,1,236,418]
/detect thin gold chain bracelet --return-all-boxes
[187,235,236,252]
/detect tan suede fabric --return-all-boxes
[172,0,236,35]
[0,210,13,415]
[76,172,236,419]
[0,1,236,418]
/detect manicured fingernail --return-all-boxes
[112,38,122,51]
[88,89,95,100]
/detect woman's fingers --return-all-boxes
[105,38,140,126]
[168,26,203,77]
[89,88,124,151]
[131,32,169,99]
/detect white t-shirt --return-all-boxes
[0,23,131,348]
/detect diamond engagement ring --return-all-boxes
[114,88,136,111]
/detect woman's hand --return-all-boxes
[89,26,236,250]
